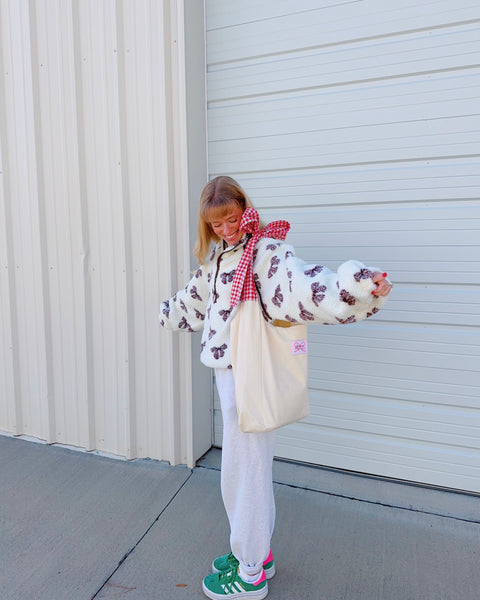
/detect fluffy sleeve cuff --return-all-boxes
[338,260,382,303]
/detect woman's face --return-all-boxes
[209,206,244,246]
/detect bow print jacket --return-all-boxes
[159,237,388,369]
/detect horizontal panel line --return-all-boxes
[310,332,480,343]
[304,424,480,453]
[310,370,479,389]
[208,99,480,124]
[220,159,480,177]
[226,199,480,211]
[208,75,480,102]
[387,281,480,288]
[298,244,480,249]
[291,228,480,235]
[256,183,480,193]
[210,154,480,177]
[207,1,362,33]
[311,418,480,440]
[308,384,479,409]
[288,215,480,223]
[257,192,479,201]
[207,19,480,66]
[309,339,480,353]
[293,425,480,458]
[345,320,480,330]
[311,360,480,376]
[208,64,480,104]
[309,358,480,374]
[310,324,480,335]
[209,116,480,143]
[308,388,480,406]
[383,321,479,328]
[311,404,480,424]
[208,40,480,77]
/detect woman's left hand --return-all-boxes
[371,272,393,297]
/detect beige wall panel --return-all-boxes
[0,0,50,441]
[0,0,210,466]
[0,141,16,434]
[30,0,91,450]
[76,0,130,457]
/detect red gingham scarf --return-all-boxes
[230,208,290,307]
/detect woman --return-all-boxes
[159,176,392,599]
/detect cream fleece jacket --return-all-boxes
[159,237,387,369]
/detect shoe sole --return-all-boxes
[202,580,268,600]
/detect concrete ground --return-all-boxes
[1,435,480,600]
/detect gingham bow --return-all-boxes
[230,208,290,307]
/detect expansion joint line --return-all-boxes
[90,469,194,599]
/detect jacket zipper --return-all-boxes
[212,239,246,303]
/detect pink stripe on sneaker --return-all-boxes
[253,570,266,587]
[263,550,273,566]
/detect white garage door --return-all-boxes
[206,1,480,492]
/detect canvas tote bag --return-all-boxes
[230,299,309,433]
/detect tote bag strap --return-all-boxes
[253,264,295,329]
[253,279,272,322]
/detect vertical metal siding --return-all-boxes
[0,0,210,465]
[206,1,480,491]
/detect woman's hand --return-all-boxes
[371,272,393,297]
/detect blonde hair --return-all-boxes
[193,176,255,264]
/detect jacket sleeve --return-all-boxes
[253,240,387,325]
[159,266,210,332]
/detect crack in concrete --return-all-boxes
[90,470,194,600]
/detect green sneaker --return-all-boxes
[212,552,239,574]
[202,567,268,600]
[212,550,275,579]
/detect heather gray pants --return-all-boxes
[215,368,276,576]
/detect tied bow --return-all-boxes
[230,208,290,307]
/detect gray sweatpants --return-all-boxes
[215,368,276,577]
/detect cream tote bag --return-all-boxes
[230,299,310,433]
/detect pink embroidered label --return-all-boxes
[291,340,308,355]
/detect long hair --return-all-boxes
[193,176,255,264]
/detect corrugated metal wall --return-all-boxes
[0,0,211,465]
[207,1,480,491]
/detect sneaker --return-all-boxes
[202,568,268,600]
[212,550,276,579]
